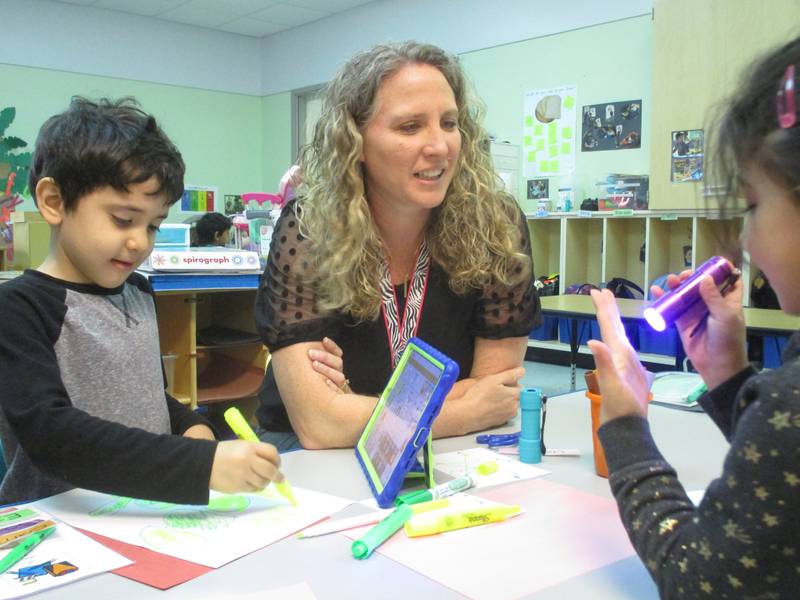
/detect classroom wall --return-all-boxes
[461,15,652,212]
[0,63,264,222]
[258,0,652,94]
[261,92,294,191]
[2,0,262,95]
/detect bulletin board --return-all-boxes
[522,85,577,178]
[581,100,642,152]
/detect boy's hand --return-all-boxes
[210,440,283,494]
[183,424,215,441]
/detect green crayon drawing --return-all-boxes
[164,511,236,531]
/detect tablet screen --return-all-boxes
[364,349,443,486]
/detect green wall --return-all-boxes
[260,91,293,192]
[0,63,264,222]
[461,15,652,212]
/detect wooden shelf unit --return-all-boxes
[526,210,751,304]
[149,273,267,409]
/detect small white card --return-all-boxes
[434,447,549,488]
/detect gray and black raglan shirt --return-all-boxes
[0,270,216,505]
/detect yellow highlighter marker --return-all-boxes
[404,505,521,537]
[223,407,298,506]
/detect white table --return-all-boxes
[45,391,729,599]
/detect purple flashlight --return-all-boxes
[643,256,739,332]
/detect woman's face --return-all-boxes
[361,62,461,216]
[740,164,800,314]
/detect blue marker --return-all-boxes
[519,388,542,464]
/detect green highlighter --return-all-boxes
[0,525,56,574]
[223,407,298,506]
[351,504,413,560]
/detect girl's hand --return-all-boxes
[587,289,653,424]
[308,337,351,393]
[652,271,747,389]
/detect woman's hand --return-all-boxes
[308,337,351,393]
[587,289,653,424]
[457,367,524,433]
[652,271,747,389]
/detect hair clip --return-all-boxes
[777,64,797,129]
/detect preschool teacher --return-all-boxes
[254,41,541,451]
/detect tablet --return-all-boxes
[355,337,459,508]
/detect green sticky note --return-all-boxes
[548,145,559,158]
[523,135,532,146]
[564,96,575,109]
[535,139,545,150]
[562,127,573,139]
[539,160,550,173]
[527,150,537,162]
[561,142,571,154]
[534,124,544,135]
[525,115,534,127]
[549,160,559,171]
[548,122,557,144]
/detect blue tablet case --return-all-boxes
[355,337,459,508]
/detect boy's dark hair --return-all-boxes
[195,212,233,246]
[28,97,185,210]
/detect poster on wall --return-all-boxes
[581,100,642,152]
[180,185,218,213]
[522,85,577,178]
[670,129,704,182]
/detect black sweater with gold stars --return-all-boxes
[598,333,800,599]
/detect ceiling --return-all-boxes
[51,0,377,37]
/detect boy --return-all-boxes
[0,97,282,504]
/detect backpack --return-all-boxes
[565,282,599,295]
[751,270,779,309]
[535,273,560,296]
[606,277,644,299]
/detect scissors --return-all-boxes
[475,432,520,447]
[476,396,548,451]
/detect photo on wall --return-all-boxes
[670,129,704,183]
[581,100,642,152]
[527,178,549,200]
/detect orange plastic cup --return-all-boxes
[585,391,608,478]
[586,390,653,478]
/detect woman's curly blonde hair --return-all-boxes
[297,41,530,321]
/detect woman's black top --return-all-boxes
[254,200,542,433]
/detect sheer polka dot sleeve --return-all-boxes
[469,211,542,339]
[254,201,339,351]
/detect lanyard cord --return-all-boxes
[379,241,430,368]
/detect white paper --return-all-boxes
[434,447,550,488]
[0,517,130,600]
[195,582,318,600]
[33,487,351,568]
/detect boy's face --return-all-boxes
[52,178,169,288]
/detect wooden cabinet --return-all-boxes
[650,0,799,209]
[149,273,267,410]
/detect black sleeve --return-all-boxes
[469,207,541,338]
[166,393,216,437]
[255,201,340,351]
[697,365,758,440]
[0,284,216,505]
[597,377,799,597]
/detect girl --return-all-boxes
[589,36,800,598]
